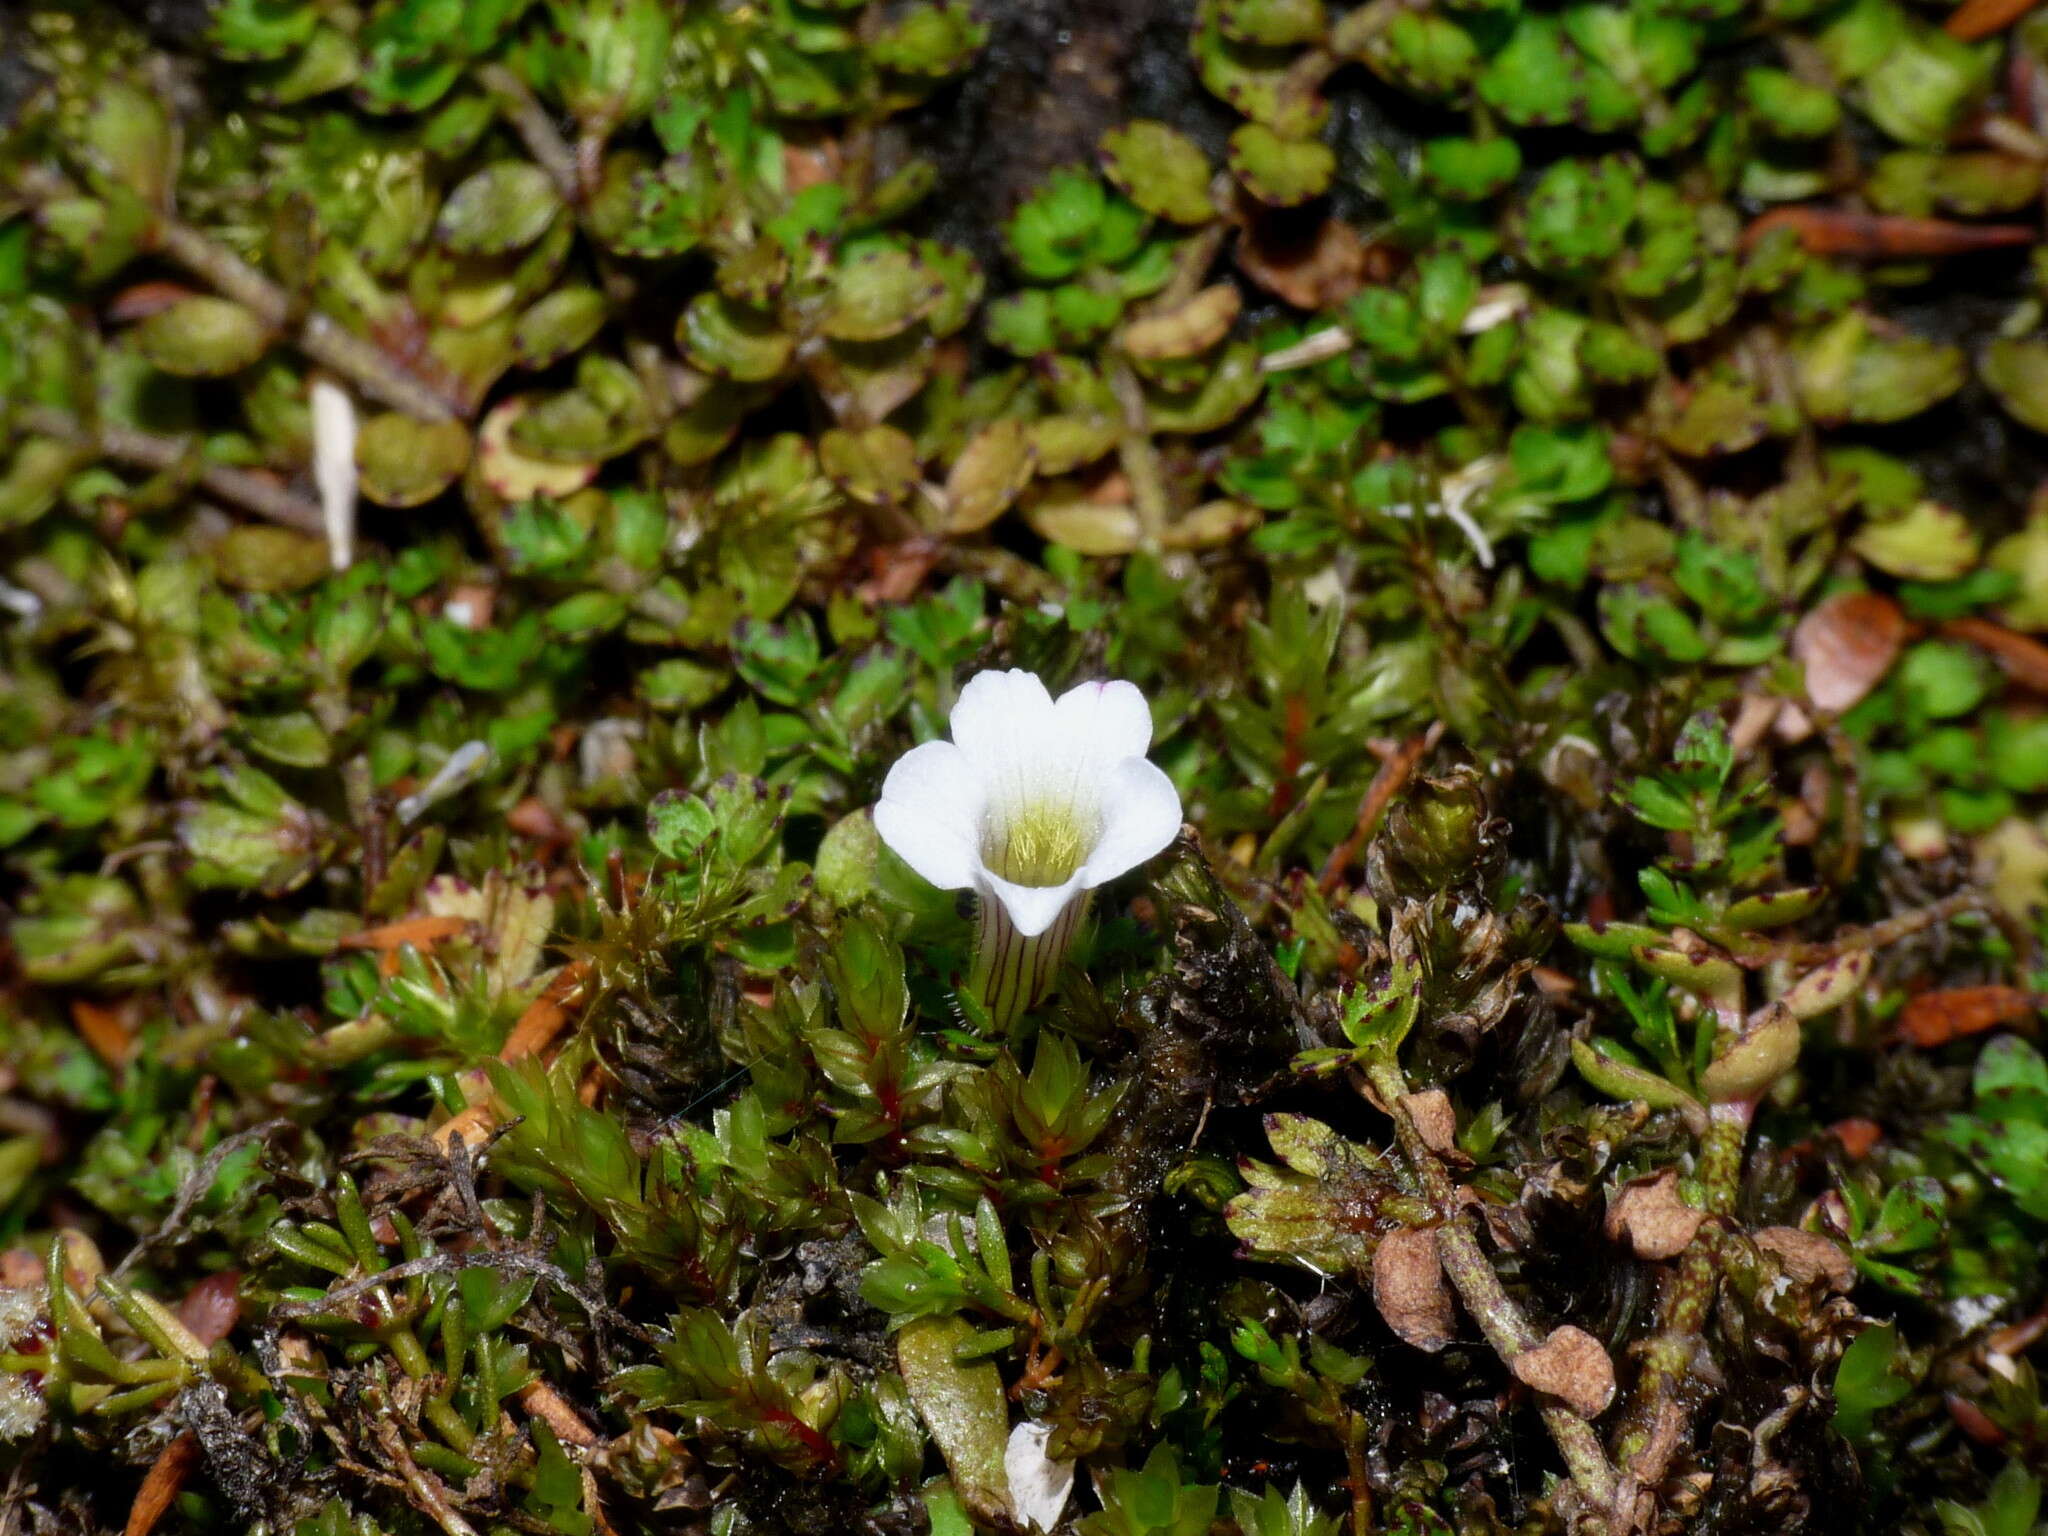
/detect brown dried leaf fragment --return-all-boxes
[1234,214,1375,310]
[1793,592,1905,714]
[1399,1090,1463,1163]
[1122,284,1242,360]
[1604,1169,1704,1261]
[1372,1227,1454,1352]
[125,1434,200,1536]
[1898,984,2036,1047]
[1754,1227,1856,1291]
[1511,1326,1616,1417]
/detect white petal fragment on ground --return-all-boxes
[310,377,359,573]
[1004,1420,1075,1533]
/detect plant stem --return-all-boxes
[149,221,458,422]
[1108,362,1172,551]
[1362,1057,1622,1522]
[19,406,327,534]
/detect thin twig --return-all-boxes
[149,221,457,421]
[19,407,328,534]
[10,166,455,420]
[1360,1059,1622,1522]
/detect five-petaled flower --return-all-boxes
[874,669,1182,1025]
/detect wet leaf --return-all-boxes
[899,1316,1012,1527]
[437,161,564,256]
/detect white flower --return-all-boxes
[874,669,1182,938]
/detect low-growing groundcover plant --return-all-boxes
[7,0,2048,1532]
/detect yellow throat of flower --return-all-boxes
[982,800,1092,888]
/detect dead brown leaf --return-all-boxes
[1898,984,2036,1047]
[1793,592,1906,713]
[125,1434,199,1536]
[176,1271,242,1348]
[1510,1325,1616,1418]
[69,997,136,1069]
[1372,1227,1454,1352]
[1234,214,1374,310]
[1753,1227,1855,1291]
[1604,1169,1704,1261]
[1122,284,1242,360]
[1399,1090,1465,1164]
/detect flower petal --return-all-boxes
[1052,678,1153,767]
[874,740,983,890]
[1080,757,1182,888]
[948,668,1057,783]
[979,868,1088,938]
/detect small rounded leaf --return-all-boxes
[1099,121,1217,225]
[1699,1001,1801,1104]
[1123,284,1242,361]
[357,413,473,507]
[821,425,920,507]
[679,293,795,382]
[475,396,598,502]
[438,161,564,255]
[1853,501,1980,581]
[1163,499,1260,550]
[212,525,331,592]
[1229,122,1337,207]
[1026,498,1143,555]
[1982,337,2048,435]
[823,245,944,342]
[944,419,1036,534]
[514,287,609,369]
[133,297,273,377]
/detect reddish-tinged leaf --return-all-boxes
[1743,207,2036,257]
[1943,616,2048,692]
[1898,984,2036,1047]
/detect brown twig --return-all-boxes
[1360,1059,1622,1524]
[1317,724,1443,895]
[149,220,458,421]
[9,166,455,420]
[19,407,327,535]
